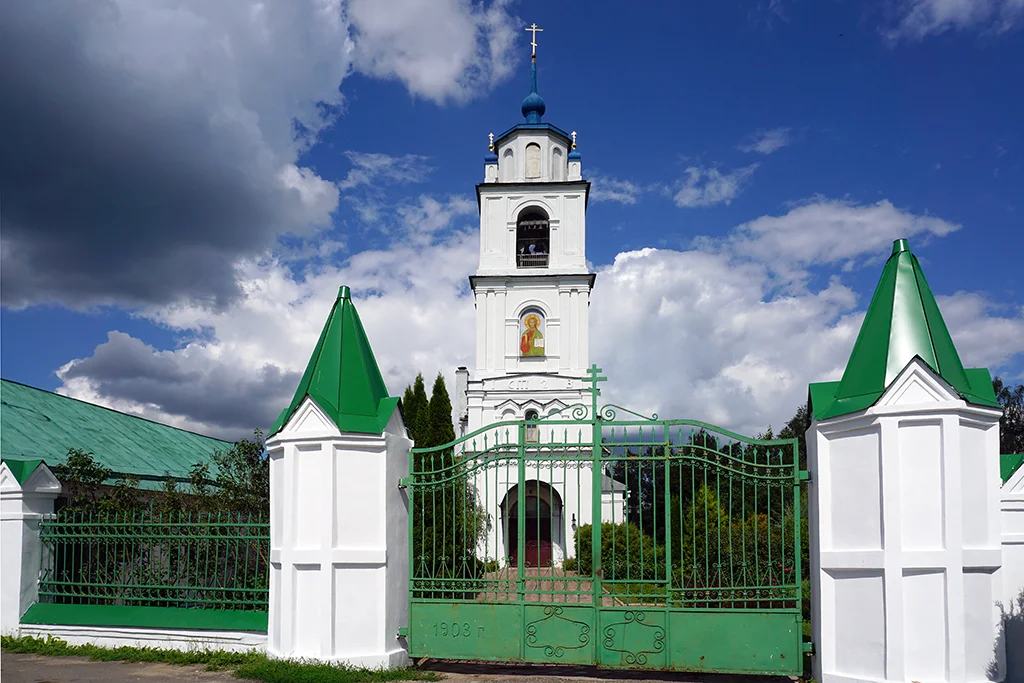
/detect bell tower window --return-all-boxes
[516,208,549,268]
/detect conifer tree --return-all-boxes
[402,373,429,446]
[425,372,455,448]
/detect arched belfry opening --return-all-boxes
[516,208,549,268]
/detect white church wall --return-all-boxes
[266,397,411,669]
[476,190,588,274]
[1,461,60,635]
[1002,464,1024,681]
[494,131,568,184]
[471,278,592,381]
[809,359,1004,683]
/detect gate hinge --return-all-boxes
[397,627,409,638]
[398,477,410,489]
[798,470,811,482]
[802,640,815,655]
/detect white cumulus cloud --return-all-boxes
[674,164,760,208]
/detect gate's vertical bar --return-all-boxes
[591,412,602,608]
[793,437,804,630]
[663,439,672,608]
[517,423,526,603]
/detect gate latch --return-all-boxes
[397,627,409,639]
[398,477,410,489]
[798,470,811,482]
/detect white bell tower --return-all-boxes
[457,30,594,436]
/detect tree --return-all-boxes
[209,429,269,515]
[402,373,430,446]
[778,401,811,471]
[994,376,1024,455]
[425,372,455,448]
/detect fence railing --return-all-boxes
[24,507,270,631]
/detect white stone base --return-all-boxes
[18,623,267,653]
[267,646,410,669]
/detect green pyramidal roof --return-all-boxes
[810,239,1000,420]
[270,286,398,437]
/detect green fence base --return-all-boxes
[21,603,268,633]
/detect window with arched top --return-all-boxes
[525,409,539,443]
[501,148,514,182]
[551,147,564,181]
[525,143,541,179]
[516,208,549,268]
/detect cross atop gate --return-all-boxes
[585,364,607,419]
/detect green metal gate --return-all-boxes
[406,366,807,674]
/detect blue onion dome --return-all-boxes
[567,149,582,161]
[521,91,546,122]
[484,151,498,163]
[521,58,545,123]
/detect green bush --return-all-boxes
[570,522,665,581]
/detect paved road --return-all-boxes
[2,654,794,683]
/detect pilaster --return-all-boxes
[0,461,61,635]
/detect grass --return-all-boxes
[1,635,441,683]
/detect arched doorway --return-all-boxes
[502,481,563,567]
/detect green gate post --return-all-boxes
[588,365,606,606]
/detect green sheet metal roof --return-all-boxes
[1,379,231,488]
[270,286,399,437]
[810,239,1000,421]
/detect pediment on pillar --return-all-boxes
[0,461,61,495]
[877,357,960,408]
[1005,461,1024,494]
[278,397,343,439]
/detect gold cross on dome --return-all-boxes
[571,131,577,148]
[488,132,494,150]
[525,23,543,56]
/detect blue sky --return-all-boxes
[1,0,1022,439]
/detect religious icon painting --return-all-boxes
[519,310,545,357]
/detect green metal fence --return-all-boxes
[407,365,808,674]
[22,507,270,632]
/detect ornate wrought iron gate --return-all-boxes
[406,366,807,674]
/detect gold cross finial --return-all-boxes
[488,132,494,151]
[571,131,577,149]
[525,23,543,57]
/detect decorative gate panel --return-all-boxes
[407,366,807,674]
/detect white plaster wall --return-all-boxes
[266,398,411,669]
[477,189,588,274]
[809,360,1004,683]
[470,277,592,379]
[1,462,60,635]
[494,130,569,184]
[18,624,266,653]
[1001,464,1024,681]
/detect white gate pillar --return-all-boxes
[265,286,411,668]
[807,239,1006,683]
[1,460,61,635]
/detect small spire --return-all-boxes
[337,285,350,300]
[892,238,909,254]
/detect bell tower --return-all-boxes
[457,26,595,436]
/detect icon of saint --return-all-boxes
[520,313,544,357]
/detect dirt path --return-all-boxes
[1,653,794,683]
[0,654,238,683]
[421,660,792,683]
